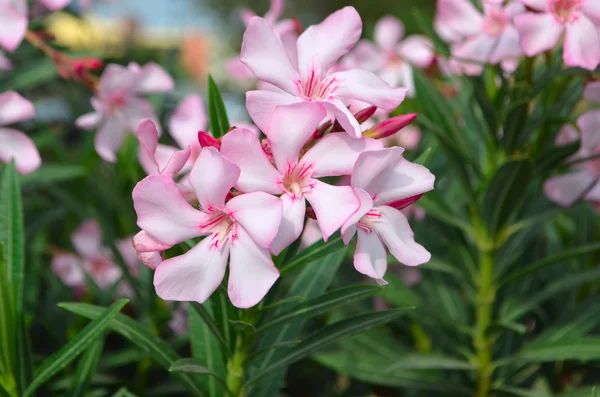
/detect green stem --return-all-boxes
[474,247,496,397]
[226,335,247,397]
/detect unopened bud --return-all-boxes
[198,131,220,150]
[364,113,417,139]
[386,194,423,210]
[354,106,377,124]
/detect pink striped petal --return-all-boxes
[270,194,306,255]
[341,188,374,245]
[322,99,363,138]
[225,191,282,249]
[354,228,388,282]
[189,147,240,210]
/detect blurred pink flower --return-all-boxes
[545,82,600,206]
[133,148,283,308]
[0,51,12,70]
[384,125,422,151]
[221,102,381,254]
[137,119,192,179]
[0,91,41,174]
[514,0,600,70]
[0,0,27,52]
[169,304,188,335]
[346,15,434,96]
[341,147,435,284]
[435,0,525,75]
[241,7,407,137]
[76,62,174,162]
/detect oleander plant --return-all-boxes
[1,0,600,396]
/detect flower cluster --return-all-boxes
[130,7,435,308]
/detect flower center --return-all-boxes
[357,209,383,233]
[296,69,338,100]
[279,162,315,198]
[482,8,507,37]
[550,0,583,23]
[200,209,238,249]
[106,90,128,115]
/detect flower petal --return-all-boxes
[264,0,284,22]
[266,102,327,171]
[270,194,306,255]
[154,237,229,303]
[120,97,156,133]
[563,15,600,71]
[94,117,126,163]
[52,253,85,288]
[301,133,383,178]
[72,220,103,259]
[544,171,597,207]
[514,12,563,57]
[372,205,430,266]
[246,89,301,133]
[226,56,256,81]
[0,5,27,52]
[226,191,283,249]
[0,91,35,125]
[39,0,71,10]
[116,236,140,272]
[489,25,523,64]
[133,175,208,245]
[397,35,435,68]
[578,110,600,150]
[136,118,160,175]
[451,33,496,64]
[132,62,175,94]
[519,0,550,11]
[583,0,600,21]
[168,94,207,149]
[161,146,192,179]
[555,124,580,146]
[133,230,172,253]
[189,147,240,210]
[75,111,102,131]
[435,0,484,39]
[584,81,600,103]
[220,127,281,194]
[241,16,300,94]
[304,180,359,241]
[0,51,13,70]
[354,228,388,282]
[228,228,279,308]
[321,99,362,138]
[341,188,374,245]
[297,6,362,74]
[98,64,138,96]
[331,69,407,111]
[138,251,163,270]
[374,15,405,51]
[0,128,41,174]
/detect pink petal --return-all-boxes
[136,118,160,175]
[0,5,27,52]
[72,220,103,258]
[132,62,175,94]
[246,89,301,133]
[241,16,300,94]
[584,81,600,103]
[228,228,279,308]
[266,102,327,171]
[0,91,35,125]
[133,230,172,252]
[241,8,257,25]
[225,191,283,249]
[514,12,563,57]
[341,188,374,245]
[270,194,306,255]
[75,111,102,131]
[0,51,12,70]
[120,97,156,133]
[161,146,192,179]
[304,180,359,241]
[220,127,281,194]
[544,171,597,207]
[226,57,256,81]
[133,175,208,245]
[299,218,322,250]
[374,15,405,51]
[189,147,240,210]
[39,0,71,10]
[94,117,126,163]
[116,236,140,272]
[555,124,580,146]
[398,35,435,68]
[297,6,362,75]
[435,0,484,39]
[52,253,85,288]
[563,15,600,71]
[168,94,207,149]
[345,40,385,71]
[331,69,407,111]
[264,0,284,23]
[0,128,41,174]
[578,110,600,150]
[519,0,550,11]
[321,99,363,138]
[583,0,600,21]
[138,251,163,270]
[154,237,229,302]
[372,205,431,266]
[301,133,383,178]
[354,228,388,282]
[451,33,496,64]
[489,26,523,64]
[98,64,138,97]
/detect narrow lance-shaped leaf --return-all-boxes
[207,75,230,138]
[169,358,230,393]
[66,337,105,397]
[0,247,16,396]
[279,235,345,275]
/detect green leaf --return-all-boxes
[244,340,301,365]
[188,303,226,396]
[507,338,600,364]
[169,358,211,374]
[279,235,345,275]
[384,353,473,371]
[66,338,104,397]
[0,248,16,396]
[414,147,433,167]
[257,284,381,333]
[58,302,205,397]
[247,308,412,385]
[24,299,129,397]
[482,159,533,237]
[376,271,422,308]
[536,140,580,173]
[207,75,230,138]
[111,387,139,397]
[0,58,56,91]
[20,165,86,186]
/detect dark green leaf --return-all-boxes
[0,58,56,91]
[508,338,600,364]
[66,338,104,397]
[0,248,16,396]
[279,235,345,275]
[414,147,433,167]
[20,165,86,186]
[207,75,230,138]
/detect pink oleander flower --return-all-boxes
[544,82,600,206]
[0,0,27,53]
[0,91,41,174]
[132,230,168,270]
[435,0,525,76]
[227,0,299,82]
[52,220,122,292]
[341,147,435,283]
[221,102,381,254]
[240,6,407,138]
[132,147,283,308]
[346,15,434,95]
[137,119,192,179]
[0,51,12,70]
[169,304,188,335]
[514,0,600,70]
[76,62,174,162]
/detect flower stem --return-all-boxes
[226,334,247,397]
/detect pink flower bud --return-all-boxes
[365,113,417,139]
[386,193,423,210]
[354,105,377,124]
[197,131,220,150]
